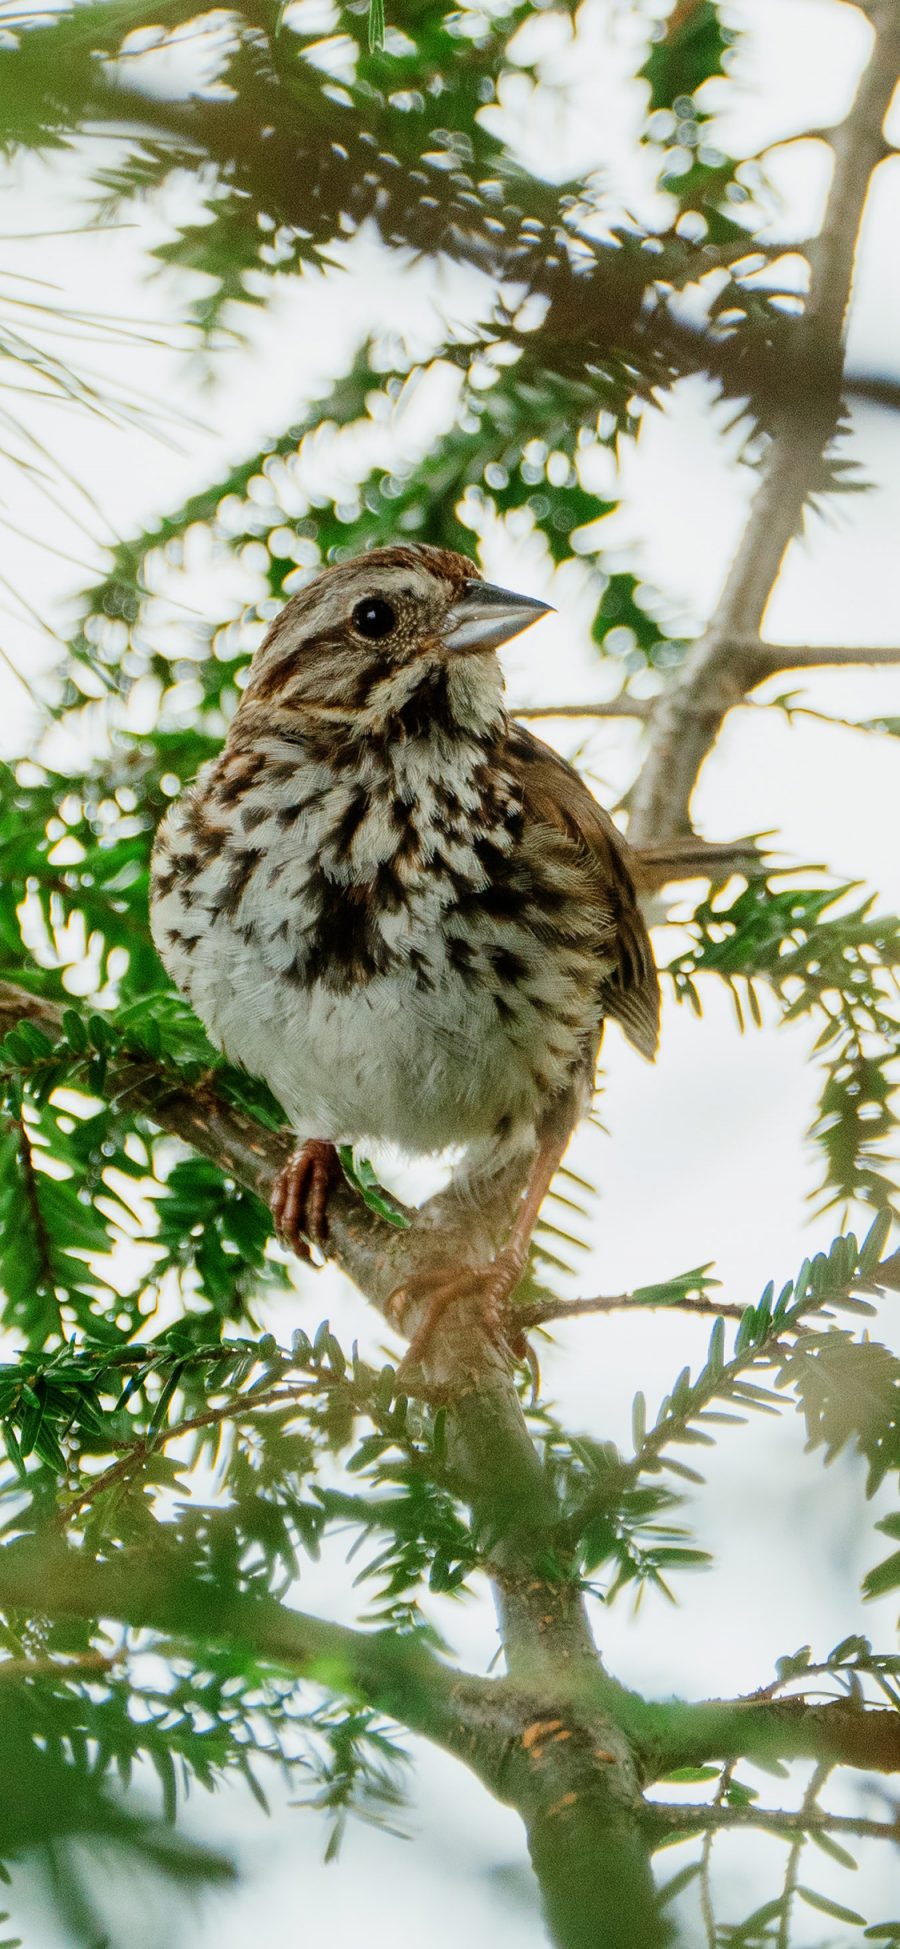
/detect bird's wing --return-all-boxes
[506,722,660,1060]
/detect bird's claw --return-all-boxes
[388,1251,535,1388]
[271,1140,340,1260]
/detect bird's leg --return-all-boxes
[271,1139,341,1259]
[390,1105,575,1381]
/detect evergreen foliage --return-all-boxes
[0,2,897,1944]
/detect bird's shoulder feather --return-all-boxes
[504,722,660,1059]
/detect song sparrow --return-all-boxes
[150,544,658,1366]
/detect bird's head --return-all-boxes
[237,543,552,739]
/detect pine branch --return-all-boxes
[514,700,652,721]
[0,1538,482,1762]
[647,1798,897,1845]
[0,1535,671,1948]
[629,1,900,844]
[640,1690,900,1776]
[625,1233,890,1479]
[0,980,673,1943]
[517,1291,744,1331]
[53,1376,318,1525]
[558,1222,895,1570]
[3,974,898,1937]
[13,1106,64,1340]
[747,640,900,671]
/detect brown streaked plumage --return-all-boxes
[150,542,659,1373]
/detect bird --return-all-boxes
[150,542,659,1370]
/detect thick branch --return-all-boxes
[639,1693,900,1778]
[629,2,900,844]
[0,1539,485,1768]
[0,1537,668,1948]
[0,985,624,1713]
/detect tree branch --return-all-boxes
[53,1375,322,1526]
[747,639,900,672]
[639,1692,900,1777]
[0,982,549,1551]
[514,700,652,720]
[629,1,900,844]
[647,1800,899,1844]
[0,1649,118,1684]
[0,1537,671,1949]
[0,981,612,1647]
[10,1106,64,1339]
[516,1292,745,1330]
[0,1539,486,1768]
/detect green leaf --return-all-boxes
[368,0,386,52]
[860,1208,893,1273]
[337,1149,411,1230]
[864,1549,900,1600]
[660,1764,721,1784]
[797,1886,866,1926]
[808,1827,858,1871]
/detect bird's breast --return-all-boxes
[150,732,605,1147]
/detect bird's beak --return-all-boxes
[443,580,554,655]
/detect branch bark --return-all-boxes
[637,1691,900,1777]
[746,640,900,672]
[0,977,669,1946]
[0,1537,669,1948]
[4,959,900,1941]
[629,1,900,845]
[514,699,652,720]
[647,1801,899,1843]
[517,1292,745,1329]
[0,1539,486,1767]
[519,643,900,718]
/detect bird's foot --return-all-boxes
[388,1249,533,1387]
[271,1140,340,1260]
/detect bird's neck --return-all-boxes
[234,651,507,757]
[361,651,507,743]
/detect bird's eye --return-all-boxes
[352,596,396,640]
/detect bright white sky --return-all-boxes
[2,0,900,1943]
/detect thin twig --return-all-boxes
[748,639,900,672]
[516,1291,745,1330]
[699,1763,735,1949]
[513,699,652,721]
[56,1378,317,1525]
[0,1649,119,1683]
[744,1659,900,1707]
[629,4,900,845]
[14,1107,64,1338]
[649,1795,896,1846]
[778,1763,832,1949]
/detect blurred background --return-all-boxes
[0,0,898,1940]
